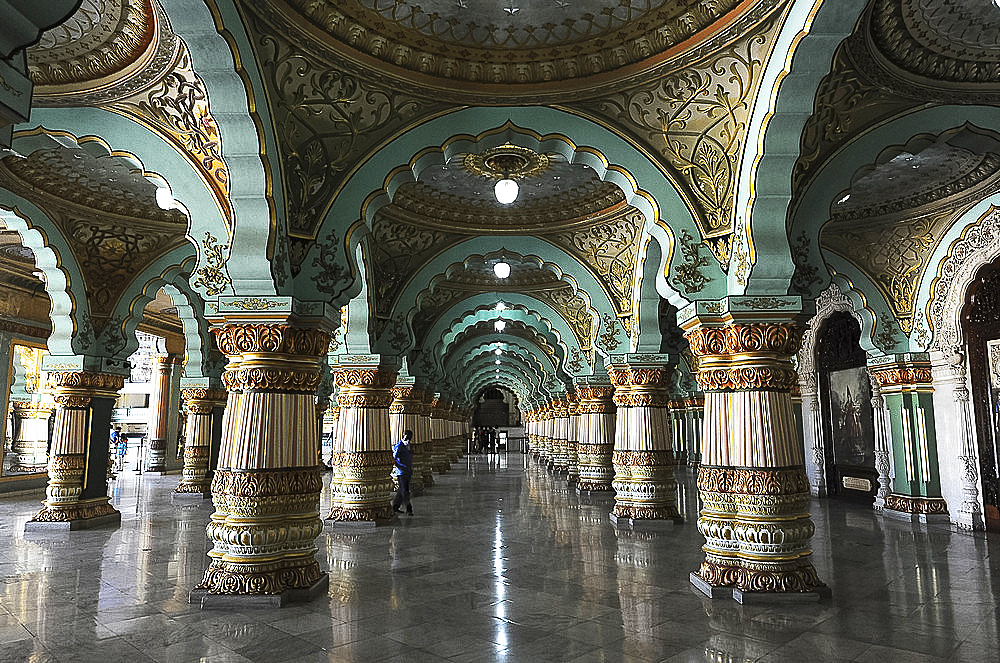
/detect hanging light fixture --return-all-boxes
[496,300,506,311]
[494,178,518,204]
[494,319,506,332]
[494,348,502,355]
[495,359,501,365]
[493,261,511,279]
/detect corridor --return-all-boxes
[1,456,997,662]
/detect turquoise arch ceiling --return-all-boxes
[302,107,726,308]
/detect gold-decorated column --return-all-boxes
[390,381,425,496]
[416,388,435,487]
[174,388,227,496]
[329,355,398,524]
[27,371,124,530]
[192,323,330,606]
[575,378,616,493]
[146,354,182,473]
[681,298,827,601]
[608,355,681,524]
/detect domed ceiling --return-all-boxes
[278,0,752,89]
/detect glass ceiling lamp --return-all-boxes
[494,348,502,355]
[493,261,511,279]
[494,178,518,204]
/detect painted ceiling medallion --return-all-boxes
[464,144,550,181]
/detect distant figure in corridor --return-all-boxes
[392,429,414,516]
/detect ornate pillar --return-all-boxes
[550,397,570,474]
[390,381,425,496]
[870,373,892,510]
[566,391,580,484]
[328,355,398,525]
[870,354,949,523]
[429,395,450,473]
[191,323,330,607]
[146,354,182,473]
[938,349,984,530]
[798,369,827,497]
[416,388,435,487]
[539,403,554,468]
[607,354,680,524]
[686,395,704,467]
[26,371,124,530]
[526,408,539,458]
[682,299,826,601]
[10,400,52,473]
[576,378,615,493]
[174,388,227,497]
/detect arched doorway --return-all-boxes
[962,259,1000,531]
[816,311,877,501]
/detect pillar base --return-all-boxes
[190,574,329,609]
[882,508,952,525]
[690,571,732,599]
[691,572,831,602]
[25,510,121,531]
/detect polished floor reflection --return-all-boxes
[1,454,998,662]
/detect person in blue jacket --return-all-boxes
[391,429,414,515]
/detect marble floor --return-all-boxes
[0,454,997,663]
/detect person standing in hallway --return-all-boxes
[392,429,414,515]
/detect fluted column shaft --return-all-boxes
[175,388,226,496]
[416,390,435,486]
[390,384,425,495]
[29,372,123,526]
[430,397,450,473]
[576,383,616,492]
[684,308,825,596]
[608,357,680,522]
[147,354,181,472]
[195,324,330,598]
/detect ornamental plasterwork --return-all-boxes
[282,0,745,88]
[543,208,642,317]
[244,6,452,252]
[529,285,595,353]
[927,206,1000,351]
[27,0,165,99]
[567,9,783,263]
[369,216,464,320]
[111,45,232,227]
[823,210,951,333]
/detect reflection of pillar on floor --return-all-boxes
[192,323,330,607]
[27,371,124,530]
[328,356,398,525]
[10,400,52,473]
[608,355,681,525]
[146,354,182,473]
[683,299,827,601]
[174,388,226,497]
[576,379,615,494]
